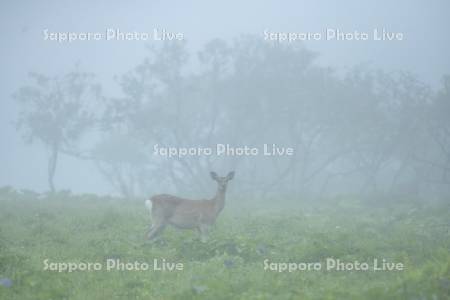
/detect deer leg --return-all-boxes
[147,224,165,241]
[147,219,166,241]
[198,224,210,243]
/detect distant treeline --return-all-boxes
[14,37,450,199]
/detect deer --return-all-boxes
[145,171,235,242]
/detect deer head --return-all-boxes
[210,171,235,191]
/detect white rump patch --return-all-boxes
[145,199,152,213]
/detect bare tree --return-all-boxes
[14,70,100,192]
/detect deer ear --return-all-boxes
[210,171,218,180]
[227,171,235,180]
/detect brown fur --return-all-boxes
[146,171,234,242]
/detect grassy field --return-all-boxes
[0,187,449,299]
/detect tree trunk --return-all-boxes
[48,142,59,193]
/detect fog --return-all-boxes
[2,2,450,299]
[1,0,449,200]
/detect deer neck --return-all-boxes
[213,186,227,215]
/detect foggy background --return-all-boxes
[1,0,449,200]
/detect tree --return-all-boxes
[92,133,150,197]
[421,75,450,191]
[14,70,100,192]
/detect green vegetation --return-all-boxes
[0,187,449,299]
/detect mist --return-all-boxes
[1,1,449,197]
[0,1,449,299]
